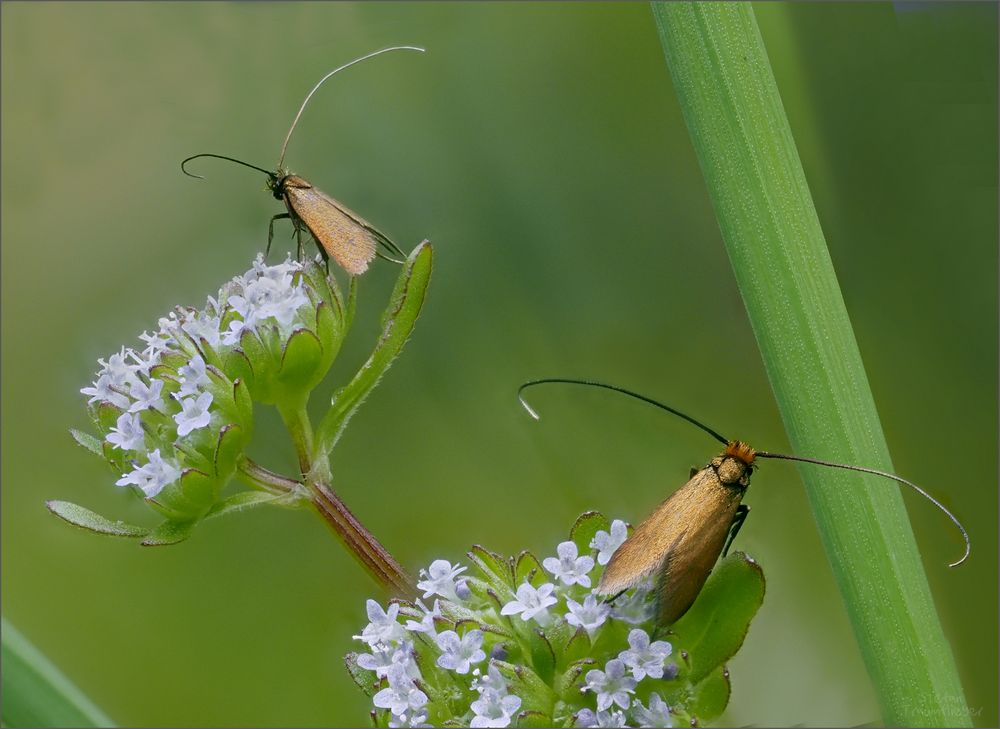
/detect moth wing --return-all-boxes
[285,185,377,275]
[598,468,742,625]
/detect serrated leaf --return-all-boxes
[344,652,380,698]
[69,429,103,457]
[315,241,432,456]
[555,658,595,700]
[560,626,592,667]
[569,511,610,555]
[46,501,148,538]
[514,550,545,587]
[141,519,195,546]
[668,551,765,683]
[688,664,731,722]
[221,348,255,394]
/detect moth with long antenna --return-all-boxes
[518,378,970,627]
[182,46,424,275]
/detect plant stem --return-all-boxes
[651,3,969,726]
[309,479,415,597]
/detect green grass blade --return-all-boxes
[651,3,969,725]
[1,618,115,727]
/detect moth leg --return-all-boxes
[374,248,405,265]
[267,213,292,258]
[722,505,750,557]
[602,589,628,605]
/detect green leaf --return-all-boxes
[46,500,148,538]
[204,490,297,519]
[1,617,115,727]
[569,511,609,556]
[492,660,556,713]
[687,664,732,722]
[69,429,103,457]
[668,551,764,684]
[315,241,433,455]
[141,519,196,546]
[652,5,970,724]
[344,652,380,698]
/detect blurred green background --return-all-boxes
[2,2,996,727]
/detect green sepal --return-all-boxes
[467,545,516,595]
[140,519,195,546]
[569,511,610,556]
[94,402,123,435]
[528,628,556,684]
[238,329,274,402]
[669,551,765,684]
[146,468,215,522]
[69,429,102,457]
[313,300,344,366]
[214,424,245,480]
[157,351,188,372]
[343,652,380,698]
[196,337,225,373]
[203,365,240,421]
[514,550,545,587]
[45,500,148,538]
[687,664,731,722]
[232,379,253,429]
[515,710,554,728]
[221,348,255,395]
[555,658,595,701]
[492,660,556,714]
[278,328,324,390]
[559,626,592,668]
[315,241,432,456]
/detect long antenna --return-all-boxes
[517,378,730,446]
[518,378,970,568]
[757,451,970,567]
[277,45,426,170]
[181,153,275,180]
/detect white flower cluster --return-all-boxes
[350,521,678,728]
[80,255,309,499]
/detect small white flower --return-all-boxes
[373,663,428,717]
[177,355,211,397]
[127,378,165,413]
[583,659,636,711]
[180,310,223,349]
[115,449,181,498]
[565,593,611,638]
[388,708,429,728]
[500,582,558,625]
[355,600,407,646]
[80,374,130,409]
[610,582,655,625]
[435,629,486,674]
[575,708,627,728]
[469,686,521,728]
[591,520,628,565]
[543,541,595,587]
[618,628,672,680]
[471,662,507,694]
[174,391,214,437]
[632,692,672,728]
[416,559,468,601]
[106,412,145,452]
[357,641,416,680]
[404,599,442,636]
